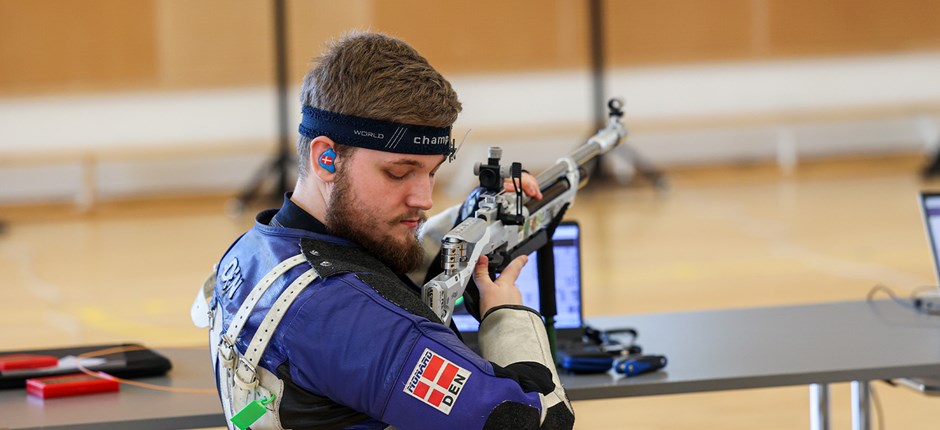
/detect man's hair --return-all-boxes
[297,31,462,178]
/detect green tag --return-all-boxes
[230,394,275,430]
[455,296,465,307]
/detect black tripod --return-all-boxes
[922,140,940,178]
[586,0,668,190]
[232,0,293,214]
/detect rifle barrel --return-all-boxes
[535,117,626,192]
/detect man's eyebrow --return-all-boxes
[387,158,447,170]
[387,159,423,167]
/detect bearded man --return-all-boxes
[198,31,574,430]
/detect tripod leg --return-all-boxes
[230,156,281,216]
[602,144,669,191]
[230,0,294,216]
[600,150,635,185]
[923,151,940,178]
[919,116,940,178]
[625,145,669,190]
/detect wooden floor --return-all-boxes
[2,153,939,429]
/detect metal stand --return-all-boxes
[919,116,940,178]
[922,144,940,178]
[586,0,667,190]
[923,155,940,177]
[231,0,293,214]
[809,381,870,430]
[851,381,871,430]
[809,384,830,430]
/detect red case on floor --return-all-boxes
[0,354,59,371]
[25,373,120,399]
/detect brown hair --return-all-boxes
[297,31,462,178]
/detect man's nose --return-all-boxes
[406,177,434,210]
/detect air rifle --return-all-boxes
[422,98,629,325]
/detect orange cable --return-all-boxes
[76,345,216,395]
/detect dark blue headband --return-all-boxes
[299,106,455,158]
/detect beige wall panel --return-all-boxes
[287,0,373,82]
[0,0,157,94]
[369,0,590,74]
[155,0,274,88]
[605,0,755,65]
[767,0,940,57]
[4,0,940,97]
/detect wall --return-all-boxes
[5,0,940,93]
[1,0,940,203]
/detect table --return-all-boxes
[560,300,940,430]
[4,300,940,429]
[1,347,223,430]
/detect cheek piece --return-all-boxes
[318,148,337,173]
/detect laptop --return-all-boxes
[921,193,940,283]
[452,221,585,352]
[896,193,940,395]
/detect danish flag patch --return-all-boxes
[403,348,472,414]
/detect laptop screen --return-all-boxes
[920,193,940,284]
[451,221,583,333]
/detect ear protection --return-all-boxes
[318,148,337,173]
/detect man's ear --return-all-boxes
[309,136,339,182]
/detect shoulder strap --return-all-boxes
[224,253,309,341]
[230,264,321,401]
[238,267,320,372]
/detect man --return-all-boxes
[193,32,573,429]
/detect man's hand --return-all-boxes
[503,172,542,200]
[473,254,528,317]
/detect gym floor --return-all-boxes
[2,153,938,429]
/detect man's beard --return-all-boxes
[325,170,426,274]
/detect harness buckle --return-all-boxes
[234,356,260,391]
[218,334,237,369]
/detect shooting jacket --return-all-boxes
[192,207,574,429]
